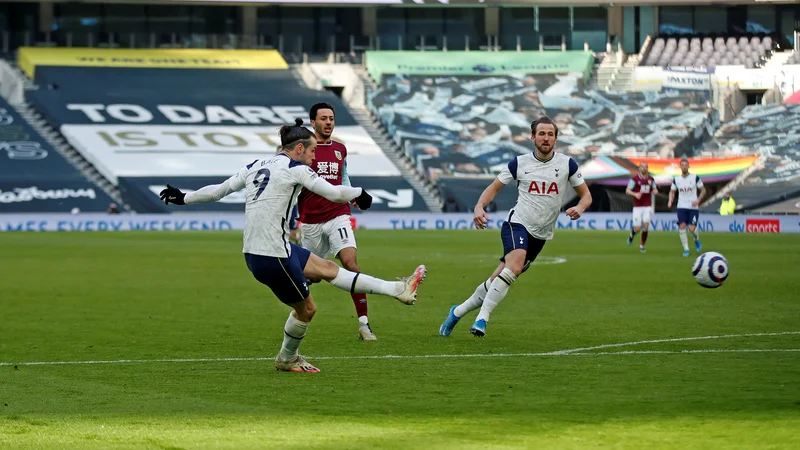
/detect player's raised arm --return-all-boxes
[292,165,373,210]
[160,169,247,205]
[565,157,592,220]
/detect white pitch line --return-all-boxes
[1,331,798,367]
[572,349,800,355]
[549,331,800,355]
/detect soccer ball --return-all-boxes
[692,252,729,288]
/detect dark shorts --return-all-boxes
[500,222,547,274]
[244,243,311,305]
[677,208,699,226]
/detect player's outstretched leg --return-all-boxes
[275,297,320,373]
[304,252,426,305]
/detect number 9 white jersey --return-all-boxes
[197,154,319,258]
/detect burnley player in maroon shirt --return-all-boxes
[298,103,376,340]
[625,162,658,253]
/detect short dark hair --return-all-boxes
[280,118,315,149]
[310,102,335,121]
[531,116,559,138]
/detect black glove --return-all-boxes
[159,184,186,205]
[354,189,373,210]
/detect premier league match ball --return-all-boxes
[692,252,729,288]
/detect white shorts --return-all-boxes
[301,215,357,259]
[632,206,652,228]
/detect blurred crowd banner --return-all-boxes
[369,72,717,183]
[17,47,289,77]
[700,104,800,211]
[1,212,797,233]
[365,51,594,83]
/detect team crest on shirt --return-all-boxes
[334,150,343,160]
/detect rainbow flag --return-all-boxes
[587,155,759,185]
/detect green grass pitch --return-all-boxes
[1,229,799,449]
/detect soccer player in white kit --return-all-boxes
[439,117,592,338]
[668,157,707,257]
[159,119,426,373]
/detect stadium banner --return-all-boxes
[17,47,288,77]
[712,65,800,95]
[0,182,114,213]
[591,155,759,186]
[364,51,594,82]
[28,98,363,127]
[59,124,400,182]
[2,212,798,233]
[118,176,428,213]
[633,66,664,90]
[661,67,713,91]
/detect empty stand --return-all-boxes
[643,36,773,68]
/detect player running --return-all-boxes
[668,157,707,257]
[438,116,592,338]
[297,103,378,341]
[159,119,426,373]
[625,162,658,253]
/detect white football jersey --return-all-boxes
[497,152,585,240]
[670,173,704,210]
[186,154,320,257]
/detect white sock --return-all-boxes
[454,278,492,318]
[358,316,369,326]
[476,269,517,323]
[279,313,308,361]
[679,229,689,251]
[691,228,700,241]
[329,268,403,297]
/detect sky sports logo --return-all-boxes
[745,219,780,233]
